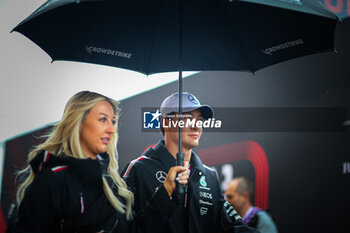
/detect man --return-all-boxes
[225,177,278,233]
[122,92,258,233]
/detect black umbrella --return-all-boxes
[12,0,339,193]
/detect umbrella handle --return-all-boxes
[176,152,186,195]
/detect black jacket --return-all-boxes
[122,141,259,233]
[15,150,130,233]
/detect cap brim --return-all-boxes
[182,105,214,120]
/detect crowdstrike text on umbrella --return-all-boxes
[85,45,132,59]
[262,39,304,56]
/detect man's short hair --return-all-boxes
[235,177,254,201]
[159,112,176,136]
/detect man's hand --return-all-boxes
[163,161,190,197]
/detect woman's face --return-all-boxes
[80,100,116,159]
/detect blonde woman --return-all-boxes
[14,91,134,233]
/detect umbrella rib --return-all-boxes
[221,1,255,73]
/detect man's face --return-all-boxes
[163,109,203,150]
[225,181,245,215]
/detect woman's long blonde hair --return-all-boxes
[16,91,134,219]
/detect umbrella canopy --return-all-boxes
[13,0,338,75]
[12,0,339,193]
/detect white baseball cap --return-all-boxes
[160,92,214,119]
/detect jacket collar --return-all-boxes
[145,140,206,174]
[189,149,206,174]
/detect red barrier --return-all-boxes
[0,205,6,233]
[324,0,350,15]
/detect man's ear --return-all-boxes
[243,192,249,201]
[161,116,168,128]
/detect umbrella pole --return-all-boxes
[177,71,183,156]
[176,0,185,195]
[176,71,185,195]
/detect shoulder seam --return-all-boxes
[123,155,148,178]
[203,164,216,172]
